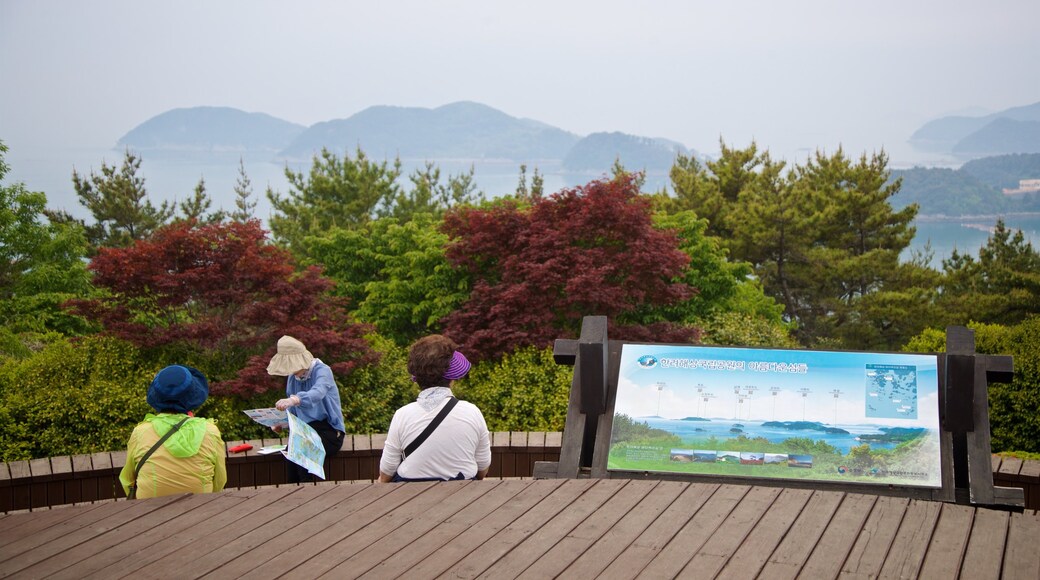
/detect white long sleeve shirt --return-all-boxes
[379,393,491,480]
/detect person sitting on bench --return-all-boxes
[378,335,491,482]
[119,365,227,498]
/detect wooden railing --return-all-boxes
[3,433,1037,514]
[992,454,1040,510]
[0,432,562,513]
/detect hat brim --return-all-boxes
[147,365,209,413]
[267,352,314,376]
[443,351,471,380]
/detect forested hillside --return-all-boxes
[961,152,1040,190]
[889,167,1005,215]
[890,152,1040,215]
[562,132,689,173]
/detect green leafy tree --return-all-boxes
[267,147,403,254]
[656,142,764,242]
[726,148,920,349]
[721,154,819,337]
[804,150,919,349]
[0,140,93,336]
[380,162,485,222]
[665,142,765,238]
[304,213,469,345]
[71,149,173,250]
[647,209,789,335]
[700,312,798,348]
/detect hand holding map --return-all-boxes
[242,408,289,430]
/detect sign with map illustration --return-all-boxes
[608,344,942,488]
[865,364,917,419]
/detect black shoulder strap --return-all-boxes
[133,416,191,483]
[403,397,458,458]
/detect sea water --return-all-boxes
[7,146,1038,266]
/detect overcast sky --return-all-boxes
[2,0,1039,166]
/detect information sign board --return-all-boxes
[608,344,941,487]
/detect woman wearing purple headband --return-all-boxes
[378,335,491,482]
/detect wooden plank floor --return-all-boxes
[1,479,1038,579]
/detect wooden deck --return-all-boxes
[1,478,1038,579]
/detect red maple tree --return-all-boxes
[441,175,700,360]
[69,219,376,396]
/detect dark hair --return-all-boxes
[408,335,458,389]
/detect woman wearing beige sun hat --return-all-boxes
[267,335,346,483]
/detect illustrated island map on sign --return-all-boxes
[865,364,918,419]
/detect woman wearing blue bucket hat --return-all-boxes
[119,365,227,499]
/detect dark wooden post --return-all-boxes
[943,326,1020,507]
[536,315,608,478]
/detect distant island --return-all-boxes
[857,427,926,443]
[761,421,850,435]
[679,416,710,422]
[116,101,703,176]
[909,100,1040,157]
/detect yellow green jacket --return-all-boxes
[119,413,227,498]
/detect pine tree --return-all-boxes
[266,147,403,254]
[71,149,173,250]
[178,176,221,223]
[230,157,257,222]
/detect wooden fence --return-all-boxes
[3,433,1038,514]
[0,432,562,513]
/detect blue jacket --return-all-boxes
[285,359,345,433]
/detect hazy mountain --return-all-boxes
[117,106,306,158]
[115,102,702,180]
[277,101,581,162]
[909,101,1040,155]
[562,132,689,173]
[952,118,1040,156]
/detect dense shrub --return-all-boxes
[339,333,417,433]
[700,312,798,348]
[0,336,154,460]
[905,319,1040,453]
[0,330,426,459]
[454,346,573,432]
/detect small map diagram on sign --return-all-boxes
[865,364,918,419]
